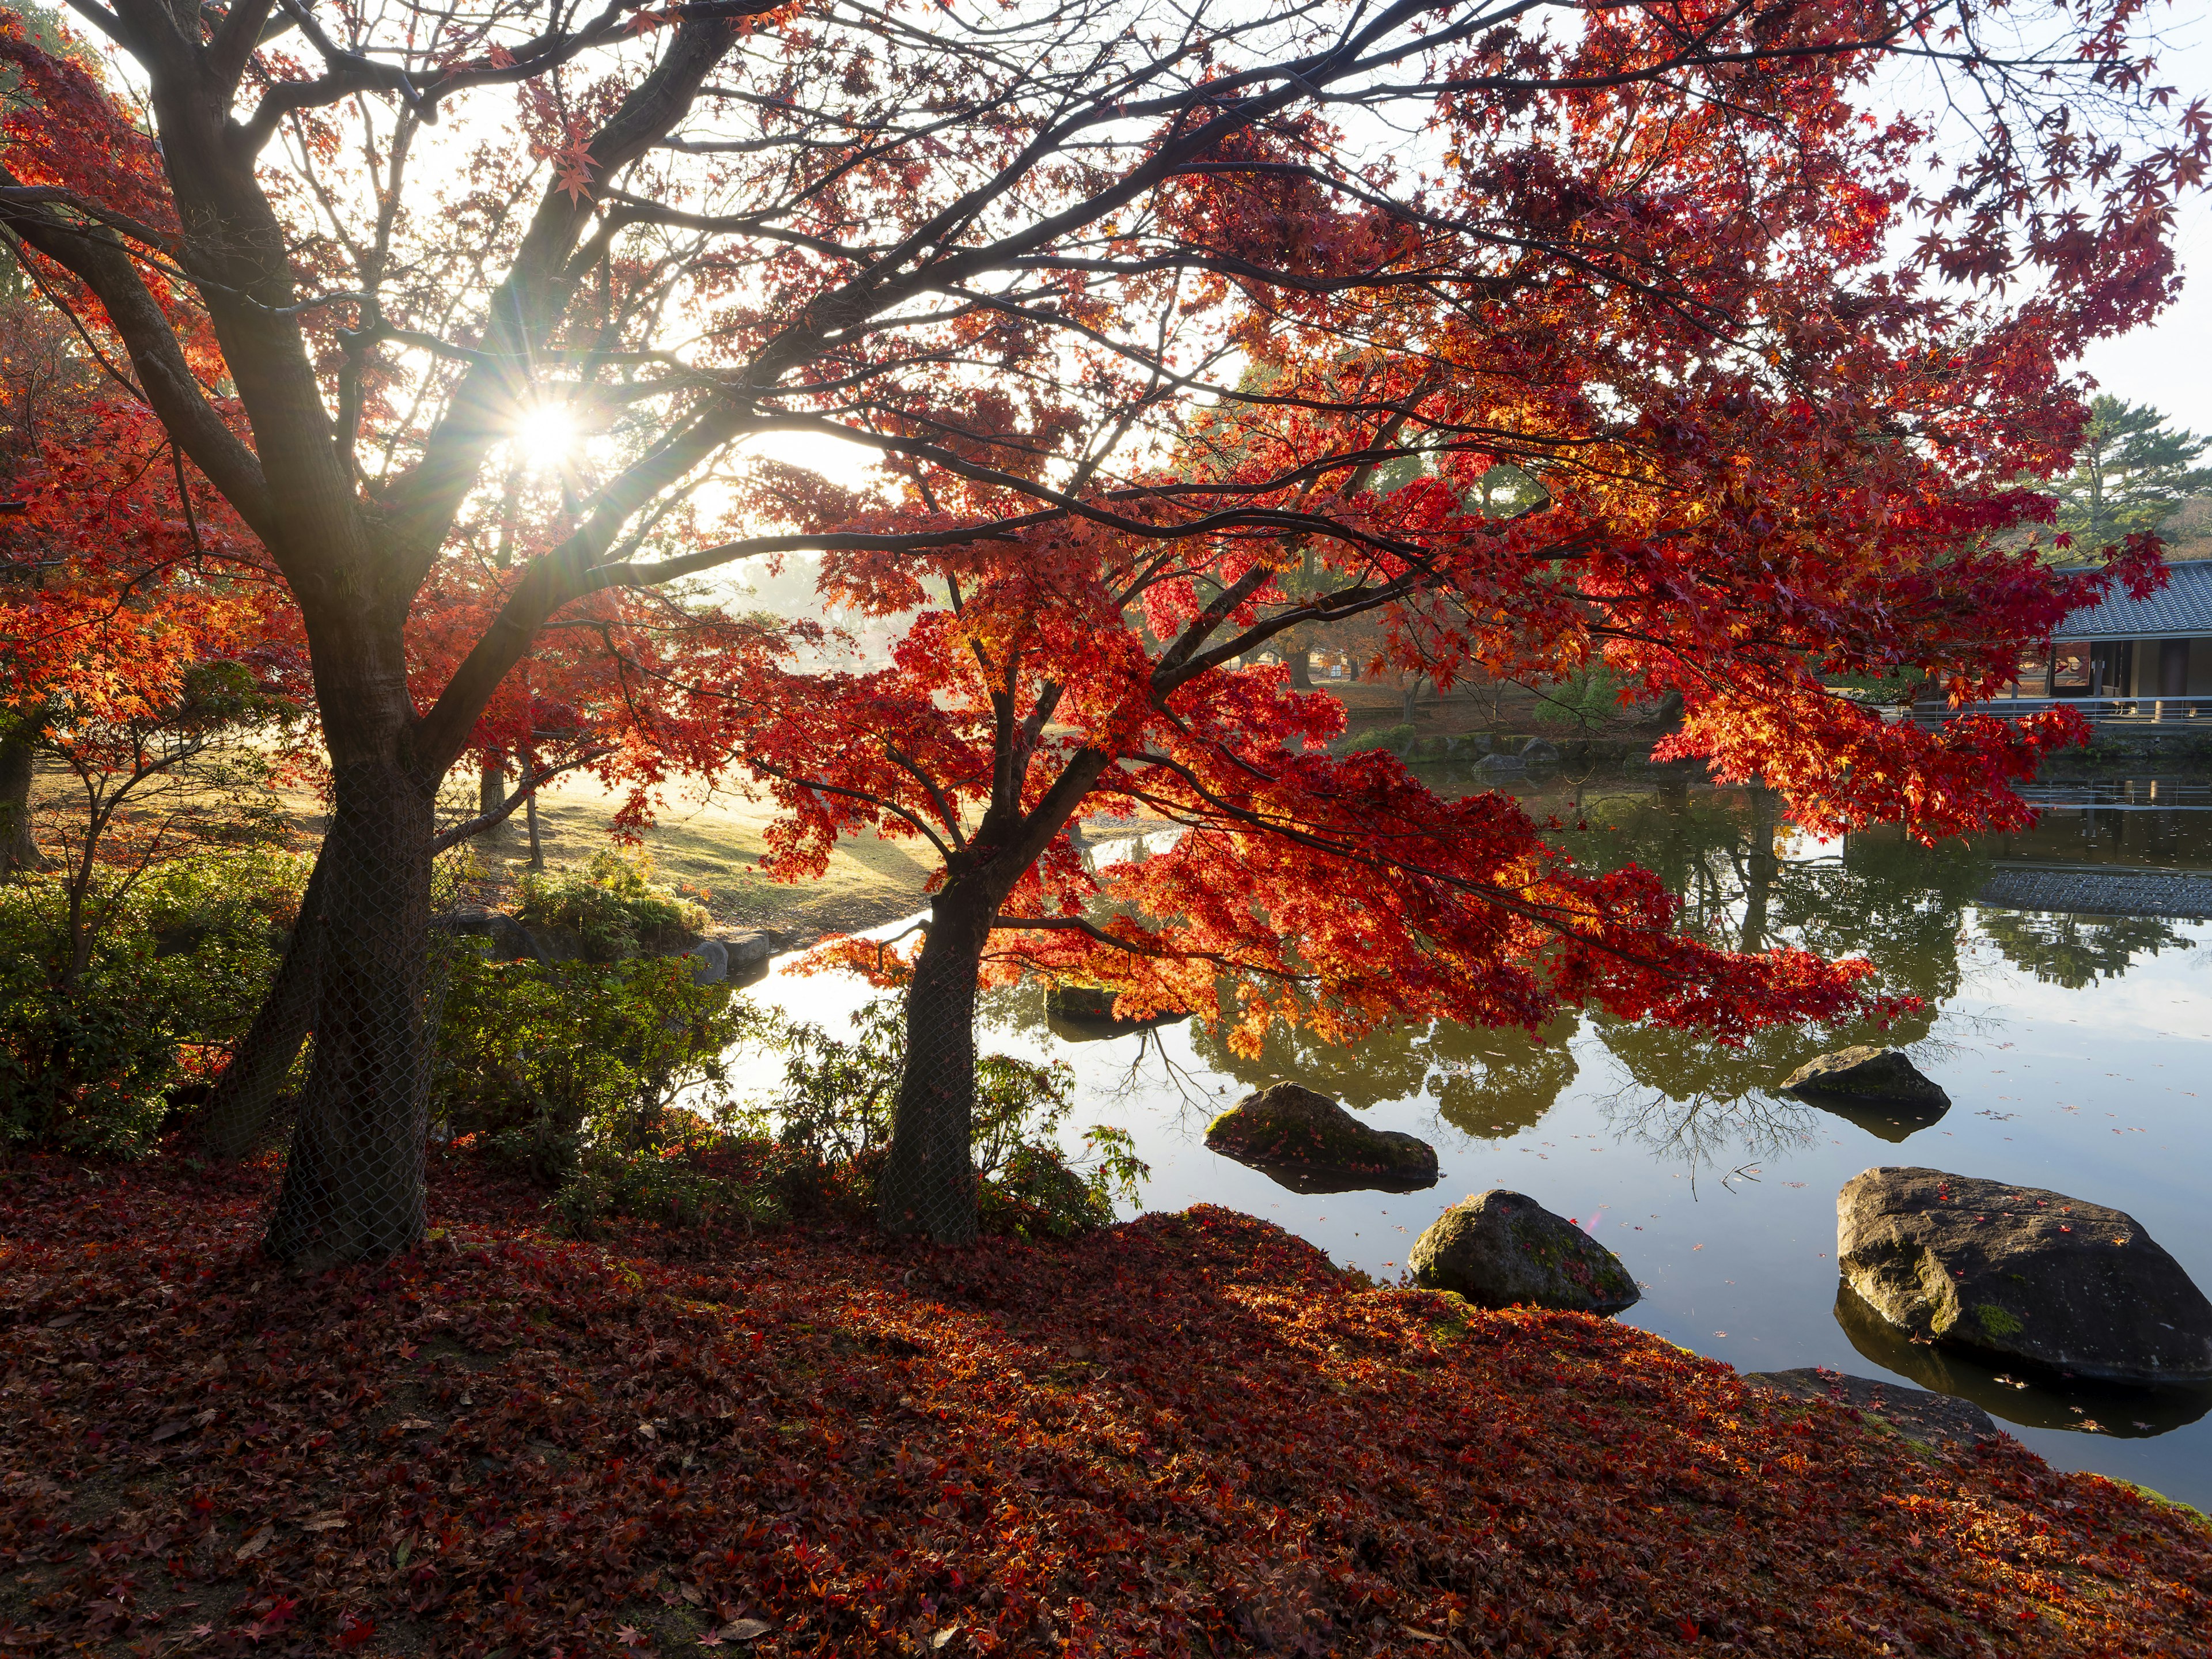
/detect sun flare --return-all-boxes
[513,402,579,465]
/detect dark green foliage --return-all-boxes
[762,997,1147,1238]
[1336,722,1415,755]
[435,950,750,1180]
[513,848,709,962]
[2044,396,2212,553]
[0,847,305,1154]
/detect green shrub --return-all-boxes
[755,997,1148,1237]
[551,1132,790,1241]
[1336,722,1415,755]
[513,849,708,963]
[435,950,751,1183]
[1529,663,1624,731]
[0,848,305,1156]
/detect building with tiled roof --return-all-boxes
[2025,559,2212,699]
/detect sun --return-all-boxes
[513,401,579,465]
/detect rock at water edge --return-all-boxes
[1409,1190,1639,1315]
[682,939,729,984]
[1783,1047,1949,1110]
[1836,1167,2212,1385]
[1205,1083,1438,1185]
[1743,1367,1997,1448]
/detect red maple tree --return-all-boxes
[0,0,2201,1256]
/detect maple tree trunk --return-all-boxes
[264,613,440,1266]
[878,878,995,1244]
[0,725,37,874]
[1288,635,1313,691]
[263,764,436,1264]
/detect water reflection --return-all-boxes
[1834,1285,2212,1438]
[1976,911,2194,987]
[1185,1012,1578,1138]
[1031,777,2212,1155]
[750,770,2212,1498]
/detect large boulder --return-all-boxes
[681,939,729,984]
[1047,982,1186,1031]
[449,910,547,964]
[722,930,775,984]
[1205,1083,1437,1191]
[1409,1190,1639,1315]
[518,922,585,963]
[1836,1168,2212,1386]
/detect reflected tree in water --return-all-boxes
[1426,1020,1580,1142]
[1976,910,2194,988]
[1576,789,1995,1166]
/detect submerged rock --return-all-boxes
[1408,1190,1639,1315]
[1743,1366,1995,1448]
[1836,1167,2212,1387]
[1205,1083,1438,1188]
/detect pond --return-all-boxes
[722,767,2212,1511]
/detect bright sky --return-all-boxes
[2073,18,2212,433]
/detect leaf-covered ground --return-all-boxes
[2,1152,2207,1658]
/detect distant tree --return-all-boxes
[2045,396,2212,555]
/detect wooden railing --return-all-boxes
[1897,694,2212,729]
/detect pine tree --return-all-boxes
[2048,396,2212,554]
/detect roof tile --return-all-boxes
[2052,559,2212,638]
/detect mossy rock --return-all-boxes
[1408,1189,1639,1315]
[1838,1166,2212,1385]
[1205,1083,1437,1190]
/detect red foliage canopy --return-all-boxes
[1,0,2204,1252]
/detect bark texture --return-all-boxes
[878,881,993,1244]
[199,848,328,1160]
[0,728,37,874]
[263,761,438,1266]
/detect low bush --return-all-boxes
[435,950,751,1183]
[1335,722,1414,755]
[0,847,305,1156]
[513,849,709,962]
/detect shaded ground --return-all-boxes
[2,1150,2207,1658]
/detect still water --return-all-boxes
[725,770,2212,1510]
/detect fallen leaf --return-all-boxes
[234,1526,274,1562]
